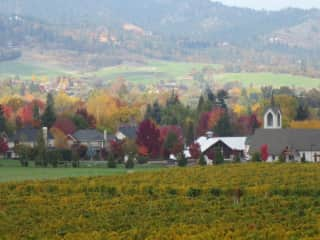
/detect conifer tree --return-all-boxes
[41,93,56,128]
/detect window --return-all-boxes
[267,112,273,127]
[277,112,281,127]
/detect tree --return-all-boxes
[50,128,68,149]
[0,105,6,132]
[125,155,135,169]
[199,154,206,166]
[252,152,261,162]
[189,143,201,159]
[214,112,232,137]
[185,120,195,145]
[41,93,56,128]
[136,119,161,158]
[35,131,47,167]
[214,149,224,164]
[177,153,188,167]
[160,126,184,158]
[52,117,76,135]
[260,144,269,162]
[295,103,310,121]
[0,136,8,157]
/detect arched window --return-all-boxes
[267,112,273,127]
[277,112,281,127]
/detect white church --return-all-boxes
[248,100,320,162]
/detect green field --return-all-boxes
[88,60,222,84]
[216,72,320,88]
[0,160,164,183]
[1,163,320,239]
[0,60,75,80]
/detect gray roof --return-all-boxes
[11,128,53,142]
[72,129,104,142]
[118,125,137,139]
[248,129,320,155]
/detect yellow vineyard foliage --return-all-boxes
[1,164,320,239]
[290,120,320,129]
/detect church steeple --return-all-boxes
[263,94,282,129]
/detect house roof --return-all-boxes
[196,136,247,153]
[11,128,53,142]
[118,126,137,139]
[248,129,320,155]
[72,129,105,142]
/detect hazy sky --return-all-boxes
[216,0,320,10]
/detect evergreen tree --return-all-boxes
[295,103,310,121]
[41,93,56,128]
[151,101,162,124]
[33,103,40,122]
[197,95,205,114]
[214,149,224,165]
[35,131,47,167]
[185,121,195,145]
[199,154,207,166]
[0,105,6,132]
[214,112,232,137]
[144,104,152,120]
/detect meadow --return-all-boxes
[0,160,164,183]
[1,163,320,239]
[216,72,320,88]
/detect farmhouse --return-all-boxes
[186,132,247,164]
[248,101,320,162]
[7,127,54,158]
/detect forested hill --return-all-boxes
[1,0,320,46]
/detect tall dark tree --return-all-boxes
[214,112,232,137]
[185,120,195,145]
[197,95,205,114]
[217,90,228,109]
[151,101,162,124]
[41,93,56,128]
[0,105,6,132]
[295,103,310,121]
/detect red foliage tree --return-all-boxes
[197,112,210,136]
[261,144,269,161]
[52,117,76,135]
[110,140,124,160]
[136,119,161,158]
[76,108,96,128]
[17,104,33,126]
[0,137,8,155]
[197,108,225,136]
[189,143,201,159]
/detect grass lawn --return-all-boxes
[0,159,165,183]
[215,72,320,88]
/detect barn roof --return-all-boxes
[196,136,247,153]
[247,129,320,155]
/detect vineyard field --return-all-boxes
[1,164,320,239]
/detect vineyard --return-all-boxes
[1,164,320,239]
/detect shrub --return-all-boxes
[72,150,80,168]
[14,144,33,167]
[47,150,63,168]
[107,154,117,168]
[210,188,222,197]
[199,154,206,166]
[187,188,201,198]
[279,154,286,163]
[125,155,135,169]
[60,149,72,162]
[137,155,148,164]
[177,153,188,167]
[251,152,261,162]
[214,149,224,165]
[301,153,306,163]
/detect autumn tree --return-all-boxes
[0,136,8,157]
[261,144,269,162]
[52,117,76,135]
[189,143,201,159]
[136,119,161,158]
[0,105,6,132]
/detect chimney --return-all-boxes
[42,127,48,146]
[206,131,214,139]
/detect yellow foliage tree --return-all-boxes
[50,127,69,149]
[290,120,320,129]
[54,92,81,115]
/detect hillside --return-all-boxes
[1,164,320,239]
